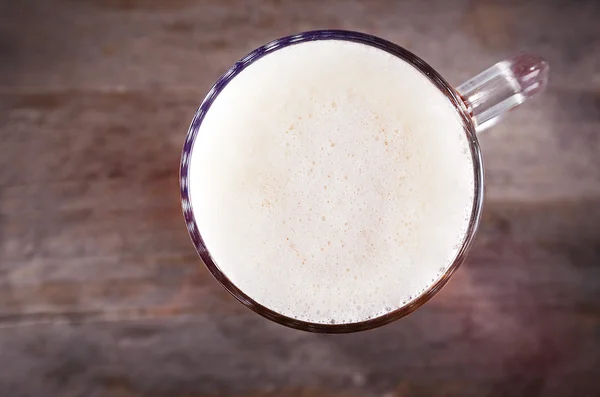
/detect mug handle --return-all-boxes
[456,54,549,133]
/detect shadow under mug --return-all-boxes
[180,30,549,333]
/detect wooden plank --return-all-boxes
[1,89,599,200]
[1,198,599,322]
[0,308,598,397]
[1,0,599,90]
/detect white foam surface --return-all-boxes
[189,40,474,324]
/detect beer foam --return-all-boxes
[189,39,475,324]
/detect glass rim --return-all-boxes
[180,29,484,333]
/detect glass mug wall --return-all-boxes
[180,30,549,333]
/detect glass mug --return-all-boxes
[180,30,549,333]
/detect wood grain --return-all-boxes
[1,0,599,396]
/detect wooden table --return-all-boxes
[1,0,599,396]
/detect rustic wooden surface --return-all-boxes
[1,0,599,396]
